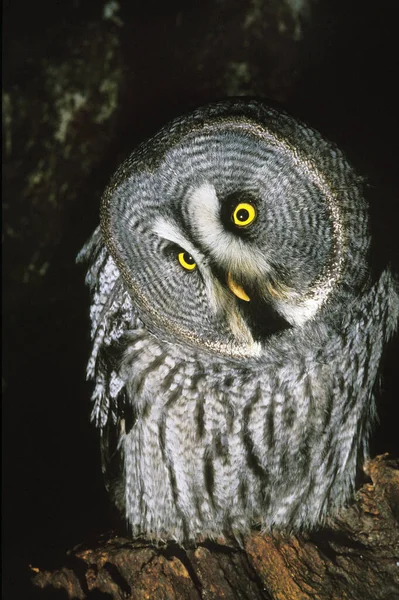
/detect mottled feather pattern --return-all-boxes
[79,99,398,543]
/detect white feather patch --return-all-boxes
[152,218,198,259]
[276,297,321,326]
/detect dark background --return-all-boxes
[3,1,398,597]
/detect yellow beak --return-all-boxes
[226,272,250,302]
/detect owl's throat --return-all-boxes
[223,271,292,339]
[212,266,292,340]
[236,293,292,340]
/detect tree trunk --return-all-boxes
[32,455,399,599]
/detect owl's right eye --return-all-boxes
[178,251,197,271]
[232,203,256,227]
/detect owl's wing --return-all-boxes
[78,228,133,426]
[78,228,143,509]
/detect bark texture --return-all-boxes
[32,455,399,599]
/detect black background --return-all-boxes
[3,1,398,597]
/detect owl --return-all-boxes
[78,99,398,544]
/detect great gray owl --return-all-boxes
[78,99,398,543]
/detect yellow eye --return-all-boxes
[178,251,197,271]
[232,203,256,227]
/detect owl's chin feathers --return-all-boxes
[207,268,291,347]
[215,269,294,343]
[237,296,292,342]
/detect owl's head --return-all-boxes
[101,100,370,358]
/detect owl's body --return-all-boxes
[79,100,398,543]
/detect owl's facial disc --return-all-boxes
[101,116,353,356]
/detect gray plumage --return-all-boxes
[78,99,398,543]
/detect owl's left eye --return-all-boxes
[232,203,256,227]
[178,251,197,271]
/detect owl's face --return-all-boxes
[101,102,369,357]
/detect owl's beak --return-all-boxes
[226,272,250,302]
